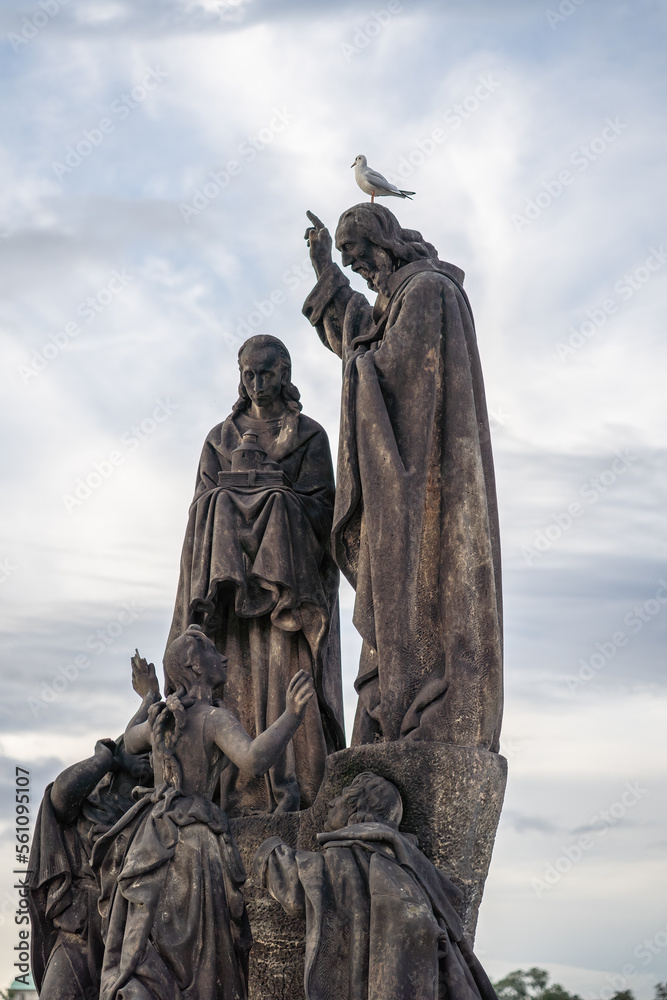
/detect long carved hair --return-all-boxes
[231,335,302,415]
[335,203,439,265]
[150,626,216,793]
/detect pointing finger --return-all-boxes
[306,210,325,230]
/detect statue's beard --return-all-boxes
[353,250,396,296]
[368,270,393,296]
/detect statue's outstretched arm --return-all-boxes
[123,650,161,754]
[303,211,370,359]
[126,650,161,730]
[209,670,314,775]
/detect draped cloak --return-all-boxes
[303,259,503,749]
[92,784,251,1000]
[167,409,345,813]
[28,776,137,999]
[254,823,500,1000]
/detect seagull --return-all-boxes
[352,154,415,202]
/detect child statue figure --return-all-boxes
[93,624,315,1000]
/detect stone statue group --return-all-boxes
[29,203,505,1000]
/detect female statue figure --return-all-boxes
[303,204,503,751]
[95,625,315,1000]
[167,335,344,814]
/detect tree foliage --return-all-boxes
[494,968,667,1000]
[494,968,580,1000]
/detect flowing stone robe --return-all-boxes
[93,782,252,1000]
[28,774,138,1000]
[303,258,503,750]
[254,822,500,1000]
[168,409,345,813]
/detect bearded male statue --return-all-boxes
[303,204,503,750]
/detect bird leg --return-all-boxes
[371,190,375,203]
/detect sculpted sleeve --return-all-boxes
[253,838,306,919]
[303,263,373,360]
[192,425,226,501]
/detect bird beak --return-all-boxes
[350,162,355,168]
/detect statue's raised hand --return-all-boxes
[286,669,315,720]
[131,649,160,700]
[304,211,333,279]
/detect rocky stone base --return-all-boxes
[231,742,507,1000]
[229,812,304,1000]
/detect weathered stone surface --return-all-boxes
[86,630,315,1000]
[233,741,506,999]
[300,742,507,939]
[255,771,500,1000]
[167,334,345,815]
[303,204,503,752]
[27,656,161,1000]
[230,813,305,1000]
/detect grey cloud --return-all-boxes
[502,811,559,835]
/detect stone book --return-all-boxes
[217,469,292,488]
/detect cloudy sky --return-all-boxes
[1,0,666,993]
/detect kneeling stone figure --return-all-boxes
[254,772,499,1000]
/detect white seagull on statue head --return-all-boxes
[352,154,415,203]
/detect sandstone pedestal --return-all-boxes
[231,741,507,1000]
